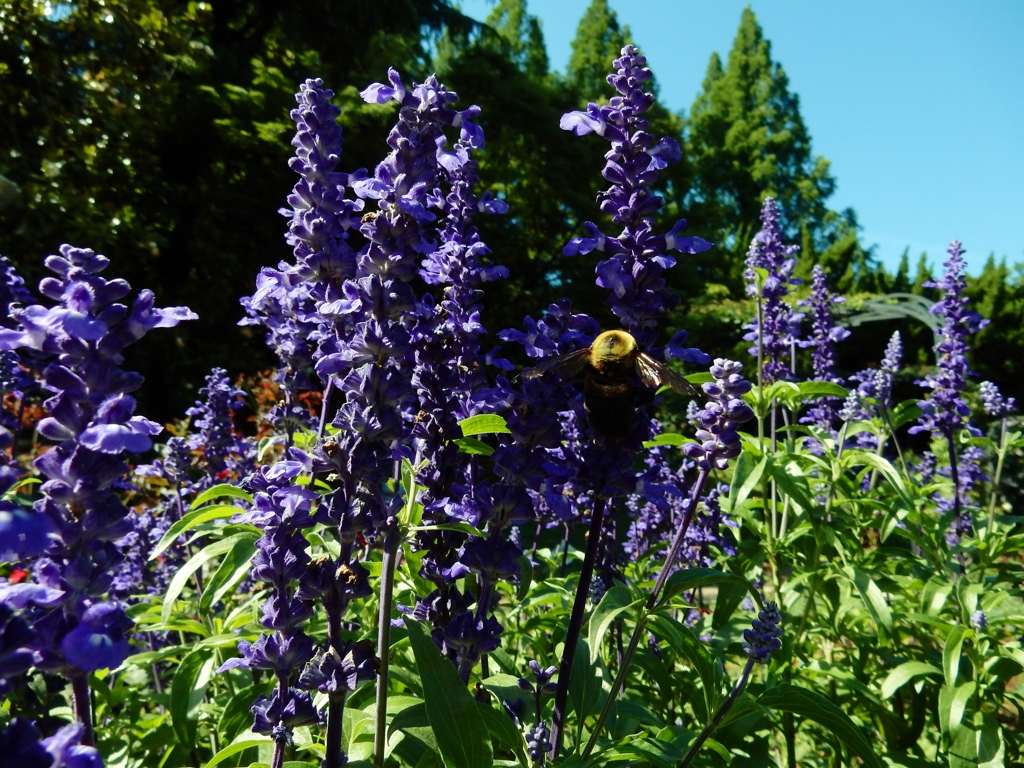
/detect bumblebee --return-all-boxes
[521,329,701,438]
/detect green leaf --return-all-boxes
[150,503,247,560]
[189,482,253,510]
[845,452,914,513]
[409,522,486,538]
[880,661,940,700]
[796,381,848,399]
[950,724,979,768]
[658,567,762,611]
[758,684,883,768]
[454,437,494,456]
[515,554,532,603]
[727,453,769,513]
[647,613,716,722]
[943,625,970,688]
[477,703,528,767]
[643,432,689,448]
[204,736,274,767]
[771,460,816,516]
[711,581,748,630]
[939,682,976,736]
[162,532,257,624]
[842,566,893,646]
[459,414,510,437]
[406,619,491,768]
[569,638,607,727]
[588,585,641,664]
[199,534,257,615]
[170,646,216,748]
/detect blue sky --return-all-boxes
[457,0,1024,275]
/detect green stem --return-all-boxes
[582,469,712,759]
[679,657,756,767]
[374,459,416,766]
[984,417,1008,541]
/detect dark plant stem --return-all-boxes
[70,671,94,746]
[272,671,289,768]
[373,522,401,766]
[679,657,756,767]
[325,609,347,768]
[582,468,712,758]
[784,710,797,768]
[548,496,607,759]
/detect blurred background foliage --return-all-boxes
[1,0,1021,422]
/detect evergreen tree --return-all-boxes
[685,8,846,266]
[564,0,632,103]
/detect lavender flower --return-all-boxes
[683,359,755,471]
[743,601,783,662]
[220,460,320,740]
[0,719,103,768]
[910,242,987,537]
[799,265,849,432]
[241,78,363,434]
[873,332,903,407]
[186,367,253,480]
[0,244,194,740]
[980,381,1015,418]
[560,45,711,357]
[970,610,987,630]
[743,198,804,384]
[911,242,986,441]
[802,265,849,384]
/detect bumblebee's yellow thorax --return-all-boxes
[590,330,638,375]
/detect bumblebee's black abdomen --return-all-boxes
[583,385,635,438]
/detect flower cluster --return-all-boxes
[910,242,987,539]
[185,367,254,480]
[980,381,1015,418]
[799,265,849,431]
[0,245,194,747]
[684,359,755,471]
[743,600,783,662]
[743,197,803,384]
[561,44,711,358]
[911,242,987,441]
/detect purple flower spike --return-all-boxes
[743,198,804,384]
[683,359,755,471]
[743,600,782,662]
[559,45,710,353]
[0,244,193,693]
[980,381,1015,418]
[911,242,986,441]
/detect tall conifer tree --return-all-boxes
[686,8,843,257]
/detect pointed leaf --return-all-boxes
[658,567,762,610]
[757,684,883,768]
[588,585,641,664]
[943,625,970,688]
[406,619,492,768]
[843,566,893,646]
[150,503,247,560]
[880,661,940,700]
[189,482,253,510]
[459,414,510,436]
[170,646,216,747]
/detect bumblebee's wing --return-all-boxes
[636,353,703,398]
[520,348,591,381]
